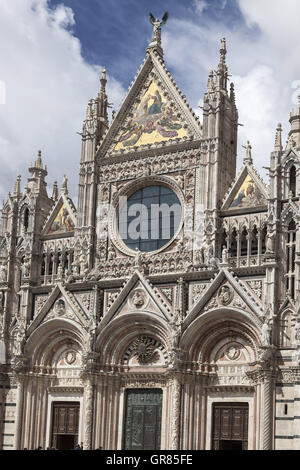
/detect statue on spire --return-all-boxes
[242,140,253,164]
[149,12,168,49]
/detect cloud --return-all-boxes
[192,0,208,15]
[0,0,125,201]
[163,0,300,179]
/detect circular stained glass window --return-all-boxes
[118,185,182,253]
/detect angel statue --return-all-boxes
[149,12,168,46]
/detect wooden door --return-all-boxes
[212,402,248,450]
[51,402,80,450]
[123,389,162,450]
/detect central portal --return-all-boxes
[123,389,162,450]
[211,402,249,450]
[51,402,80,450]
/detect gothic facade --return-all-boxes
[0,18,299,450]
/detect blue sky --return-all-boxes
[0,0,300,202]
[48,0,244,92]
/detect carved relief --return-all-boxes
[128,289,148,310]
[218,285,233,306]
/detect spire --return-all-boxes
[100,67,107,93]
[230,82,236,103]
[242,140,253,164]
[61,175,68,195]
[52,181,58,201]
[287,95,300,149]
[13,175,21,197]
[274,123,283,152]
[35,150,43,168]
[207,70,215,92]
[147,12,168,57]
[216,37,228,92]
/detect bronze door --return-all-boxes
[212,402,249,450]
[51,402,80,450]
[123,389,162,450]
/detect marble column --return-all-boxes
[83,379,94,450]
[13,375,25,450]
[171,374,181,450]
[262,371,274,450]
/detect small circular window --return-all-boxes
[118,185,182,253]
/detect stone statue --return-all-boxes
[15,323,26,355]
[261,319,272,346]
[80,252,88,274]
[265,230,276,254]
[149,12,168,46]
[0,265,7,282]
[0,291,4,314]
[221,245,229,264]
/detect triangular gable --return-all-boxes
[281,147,300,166]
[184,268,264,329]
[42,194,76,237]
[98,270,173,331]
[222,164,268,211]
[278,296,295,315]
[281,200,299,224]
[98,51,202,158]
[27,283,89,335]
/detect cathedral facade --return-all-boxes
[0,17,299,451]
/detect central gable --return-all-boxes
[114,80,188,151]
[98,52,202,158]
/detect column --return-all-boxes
[83,379,94,450]
[13,375,25,450]
[262,371,274,450]
[171,374,181,450]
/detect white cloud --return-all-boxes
[163,1,300,179]
[192,0,208,15]
[0,0,125,201]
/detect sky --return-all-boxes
[0,0,300,203]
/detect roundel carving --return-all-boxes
[218,285,233,306]
[128,289,148,309]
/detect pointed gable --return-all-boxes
[184,268,264,329]
[222,164,268,212]
[98,51,202,158]
[42,194,76,237]
[98,270,173,331]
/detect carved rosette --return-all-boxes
[131,337,159,364]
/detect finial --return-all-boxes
[242,140,253,164]
[220,37,227,64]
[230,82,236,103]
[35,149,43,168]
[100,67,107,92]
[148,12,168,56]
[13,175,21,197]
[274,123,283,152]
[207,70,214,91]
[61,175,68,195]
[52,181,58,201]
[86,99,93,118]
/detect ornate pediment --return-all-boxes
[27,284,89,335]
[41,195,76,237]
[98,51,202,158]
[222,164,268,212]
[98,271,173,331]
[185,268,264,329]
